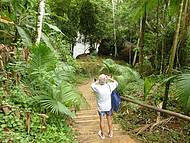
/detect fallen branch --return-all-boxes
[131,117,174,135]
[150,117,174,131]
[121,96,190,121]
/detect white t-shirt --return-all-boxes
[91,81,118,111]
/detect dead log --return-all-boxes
[121,96,190,121]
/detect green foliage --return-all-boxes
[25,44,86,117]
[101,59,140,80]
[176,74,190,114]
[33,81,83,117]
[144,78,155,100]
[79,0,97,39]
[41,32,54,52]
[100,59,141,94]
[16,25,32,48]
[29,44,58,72]
[0,109,77,143]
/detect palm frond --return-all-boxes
[53,62,76,84]
[33,80,87,117]
[29,44,58,72]
[58,81,87,109]
[176,74,190,114]
[37,95,75,117]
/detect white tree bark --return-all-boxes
[36,0,45,44]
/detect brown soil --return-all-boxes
[74,79,139,143]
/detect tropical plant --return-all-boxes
[176,74,190,115]
[144,77,155,100]
[25,44,86,117]
[34,81,81,117]
[100,59,141,94]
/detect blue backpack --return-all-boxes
[111,91,121,112]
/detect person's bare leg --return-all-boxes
[99,116,104,134]
[106,115,112,135]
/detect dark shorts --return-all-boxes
[98,109,112,117]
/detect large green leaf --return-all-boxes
[144,78,154,100]
[176,74,190,114]
[41,32,54,51]
[44,22,63,33]
[16,25,32,47]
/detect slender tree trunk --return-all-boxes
[160,3,167,74]
[133,19,141,66]
[180,0,190,45]
[160,0,169,74]
[139,3,146,72]
[36,0,45,44]
[167,0,184,75]
[112,0,117,57]
[178,0,190,65]
[155,0,159,70]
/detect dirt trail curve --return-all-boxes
[73,79,138,143]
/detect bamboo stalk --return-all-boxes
[121,96,190,121]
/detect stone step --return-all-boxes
[76,109,98,116]
[79,135,136,143]
[75,127,123,135]
[75,118,100,124]
[74,115,99,121]
[74,123,121,130]
[77,132,131,143]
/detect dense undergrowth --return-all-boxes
[0,44,87,143]
[115,80,190,143]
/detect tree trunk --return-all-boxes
[133,19,141,66]
[155,0,159,70]
[36,0,45,44]
[139,3,146,71]
[167,0,184,75]
[121,96,190,121]
[160,0,169,74]
[179,0,190,46]
[112,0,117,57]
[163,0,184,109]
[178,0,190,65]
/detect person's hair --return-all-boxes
[98,74,106,85]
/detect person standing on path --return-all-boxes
[91,74,118,139]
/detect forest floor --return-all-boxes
[73,79,139,143]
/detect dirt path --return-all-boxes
[74,79,138,143]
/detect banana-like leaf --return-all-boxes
[41,32,54,51]
[44,22,63,33]
[16,25,32,47]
